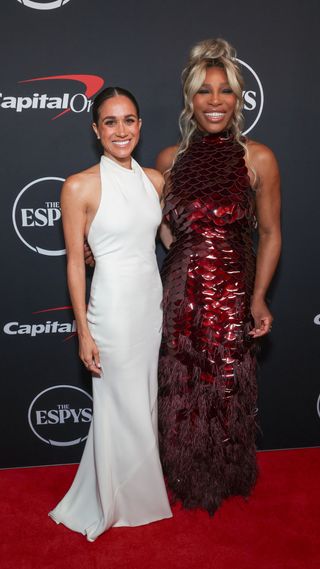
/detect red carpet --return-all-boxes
[1,449,319,569]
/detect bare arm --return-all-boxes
[61,175,101,375]
[155,145,179,250]
[247,141,281,337]
[143,167,165,199]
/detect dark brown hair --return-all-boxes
[92,86,140,123]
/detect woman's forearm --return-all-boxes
[252,230,281,301]
[67,259,90,337]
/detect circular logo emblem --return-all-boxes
[12,177,66,256]
[28,385,93,446]
[237,59,264,135]
[317,394,320,419]
[17,0,71,10]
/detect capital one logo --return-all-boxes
[3,306,76,340]
[17,0,71,9]
[28,385,92,446]
[237,59,264,135]
[12,177,66,256]
[0,74,104,120]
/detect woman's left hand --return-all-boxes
[249,297,273,338]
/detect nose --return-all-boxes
[208,90,222,106]
[115,120,127,137]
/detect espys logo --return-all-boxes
[28,385,92,446]
[12,176,66,256]
[237,59,264,135]
[3,306,76,340]
[17,0,71,10]
[0,74,104,120]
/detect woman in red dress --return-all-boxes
[156,38,281,514]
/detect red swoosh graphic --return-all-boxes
[19,74,104,120]
[32,306,73,314]
[32,306,77,342]
[63,333,77,342]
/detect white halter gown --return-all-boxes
[49,155,172,541]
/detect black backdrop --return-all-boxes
[1,0,319,468]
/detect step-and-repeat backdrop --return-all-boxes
[1,0,319,468]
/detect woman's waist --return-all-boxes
[170,229,254,249]
[94,250,158,266]
[92,257,159,279]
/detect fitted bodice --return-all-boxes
[87,155,162,262]
[163,131,256,248]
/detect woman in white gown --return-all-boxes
[49,87,172,541]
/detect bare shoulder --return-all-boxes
[246,139,279,170]
[156,144,179,174]
[143,167,165,198]
[62,164,100,203]
[64,164,100,191]
[245,139,280,195]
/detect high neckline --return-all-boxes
[193,129,233,145]
[101,154,136,173]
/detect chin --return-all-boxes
[205,123,229,133]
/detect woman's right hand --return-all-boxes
[84,240,95,268]
[79,333,101,376]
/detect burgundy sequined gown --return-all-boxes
[158,131,258,514]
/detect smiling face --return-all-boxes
[92,95,142,168]
[192,66,237,134]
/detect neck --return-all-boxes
[196,127,232,139]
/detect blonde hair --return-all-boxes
[177,38,245,159]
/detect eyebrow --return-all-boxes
[201,82,231,87]
[101,114,137,120]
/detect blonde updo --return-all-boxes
[178,38,245,157]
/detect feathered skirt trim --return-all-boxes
[158,342,258,515]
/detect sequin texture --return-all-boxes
[159,131,258,514]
